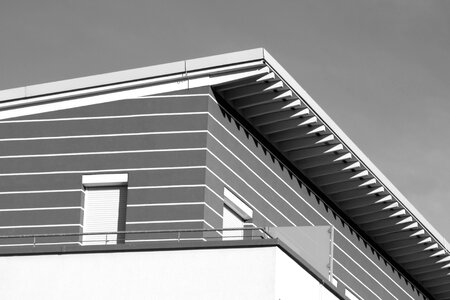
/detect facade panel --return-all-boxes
[0,192,82,209]
[0,132,207,156]
[0,209,82,227]
[127,186,206,205]
[0,151,207,173]
[7,95,209,120]
[0,114,208,139]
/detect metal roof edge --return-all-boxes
[0,61,186,102]
[186,48,264,72]
[0,48,265,103]
[262,48,450,253]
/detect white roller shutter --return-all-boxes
[82,186,126,245]
[222,205,244,240]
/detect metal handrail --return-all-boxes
[0,227,273,240]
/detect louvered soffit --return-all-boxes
[0,48,449,298]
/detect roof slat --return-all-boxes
[267,125,325,142]
[360,216,414,232]
[276,134,335,152]
[320,177,378,194]
[433,290,450,300]
[221,81,284,100]
[232,90,294,110]
[214,68,273,92]
[405,261,450,277]
[305,162,361,179]
[250,108,309,127]
[287,144,344,161]
[294,152,350,170]
[382,237,432,252]
[329,185,386,202]
[354,210,407,225]
[345,202,400,218]
[372,228,424,244]
[259,117,317,135]
[402,256,448,271]
[241,98,300,118]
[311,169,366,186]
[339,195,394,211]
[417,276,450,293]
[395,247,444,264]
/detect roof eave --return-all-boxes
[261,49,450,253]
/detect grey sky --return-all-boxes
[1,0,449,239]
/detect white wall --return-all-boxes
[0,246,339,300]
[274,248,339,300]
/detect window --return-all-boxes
[331,277,338,287]
[82,174,128,245]
[222,187,253,240]
[223,205,245,240]
[345,289,361,300]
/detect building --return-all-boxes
[0,49,448,299]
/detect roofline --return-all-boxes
[0,48,447,253]
[0,48,265,102]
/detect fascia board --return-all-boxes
[0,48,265,103]
[25,61,186,99]
[186,48,264,72]
[0,87,27,102]
[262,49,450,253]
[0,61,185,103]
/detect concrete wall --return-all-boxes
[0,246,339,300]
[275,247,339,300]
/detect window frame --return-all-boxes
[222,187,253,240]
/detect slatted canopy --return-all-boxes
[206,51,450,299]
[0,48,448,299]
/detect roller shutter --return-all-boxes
[82,186,127,245]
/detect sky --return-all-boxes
[0,0,449,240]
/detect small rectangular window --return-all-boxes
[331,277,338,287]
[223,187,252,240]
[223,205,245,240]
[345,289,361,300]
[82,174,128,245]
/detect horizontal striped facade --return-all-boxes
[0,92,212,245]
[0,87,425,299]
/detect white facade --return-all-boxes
[0,246,339,300]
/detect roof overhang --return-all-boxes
[1,48,449,298]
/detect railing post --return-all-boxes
[33,236,36,247]
[243,224,254,240]
[177,231,181,242]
